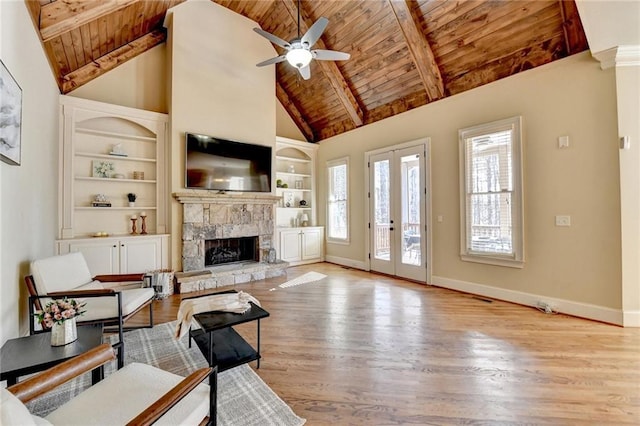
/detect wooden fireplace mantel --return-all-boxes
[173,191,281,205]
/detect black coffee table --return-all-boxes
[0,325,105,386]
[188,294,269,372]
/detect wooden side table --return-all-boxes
[0,325,105,386]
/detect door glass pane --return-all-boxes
[373,160,390,260]
[400,154,421,266]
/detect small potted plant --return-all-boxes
[127,193,137,207]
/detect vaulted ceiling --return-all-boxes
[25,0,588,142]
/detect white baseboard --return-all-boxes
[431,275,629,327]
[622,310,640,327]
[325,255,368,271]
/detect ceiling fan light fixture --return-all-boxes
[286,48,312,68]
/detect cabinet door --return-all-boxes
[301,228,323,260]
[68,241,119,275]
[279,230,302,262]
[120,237,161,273]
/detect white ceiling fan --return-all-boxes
[253,1,350,80]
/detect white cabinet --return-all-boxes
[278,227,324,265]
[57,235,169,276]
[58,95,169,239]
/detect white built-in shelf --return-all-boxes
[75,206,158,211]
[276,172,311,178]
[280,207,312,210]
[276,188,311,193]
[276,155,311,163]
[75,176,157,184]
[75,127,157,142]
[75,152,156,163]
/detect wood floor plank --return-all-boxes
[128,262,640,425]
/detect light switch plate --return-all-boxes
[555,215,571,227]
[558,136,569,149]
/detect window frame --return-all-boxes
[326,156,350,244]
[458,116,524,268]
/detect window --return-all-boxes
[459,116,524,267]
[327,157,349,243]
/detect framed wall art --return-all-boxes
[92,160,115,178]
[0,60,22,166]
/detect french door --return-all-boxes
[368,143,429,282]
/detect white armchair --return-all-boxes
[25,252,155,368]
[1,344,216,426]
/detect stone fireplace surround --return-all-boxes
[173,192,288,293]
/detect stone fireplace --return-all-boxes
[173,192,288,293]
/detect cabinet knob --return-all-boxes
[121,244,125,247]
[113,245,117,248]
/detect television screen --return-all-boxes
[185,133,272,192]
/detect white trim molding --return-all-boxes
[325,255,368,271]
[592,45,640,70]
[431,275,636,327]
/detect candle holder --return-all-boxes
[140,215,147,234]
[130,217,138,234]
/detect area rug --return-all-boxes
[26,322,305,426]
[274,271,327,289]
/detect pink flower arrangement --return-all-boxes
[35,298,87,328]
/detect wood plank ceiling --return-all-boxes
[25,0,588,142]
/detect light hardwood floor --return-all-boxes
[131,262,640,425]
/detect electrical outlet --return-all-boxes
[555,215,571,227]
[537,301,553,314]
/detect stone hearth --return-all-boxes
[174,260,288,293]
[174,191,288,293]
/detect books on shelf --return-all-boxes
[109,152,128,157]
[91,202,112,207]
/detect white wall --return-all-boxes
[576,0,640,53]
[276,100,305,141]
[166,0,277,269]
[0,1,60,343]
[68,44,168,114]
[577,0,640,327]
[317,52,624,323]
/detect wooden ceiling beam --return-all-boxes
[558,0,588,55]
[387,0,444,101]
[39,0,140,42]
[281,0,364,128]
[60,29,165,94]
[276,82,315,142]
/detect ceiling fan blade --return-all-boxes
[312,49,350,61]
[298,65,311,80]
[253,27,291,50]
[256,55,287,67]
[301,17,328,48]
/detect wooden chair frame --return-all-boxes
[6,344,217,426]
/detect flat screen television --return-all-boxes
[185,133,272,192]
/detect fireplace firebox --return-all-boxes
[205,237,259,267]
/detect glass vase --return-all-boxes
[50,317,78,346]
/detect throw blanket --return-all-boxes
[175,291,261,339]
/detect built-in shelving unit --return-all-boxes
[275,137,323,265]
[56,96,170,274]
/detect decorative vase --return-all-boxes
[129,202,135,207]
[51,317,78,346]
